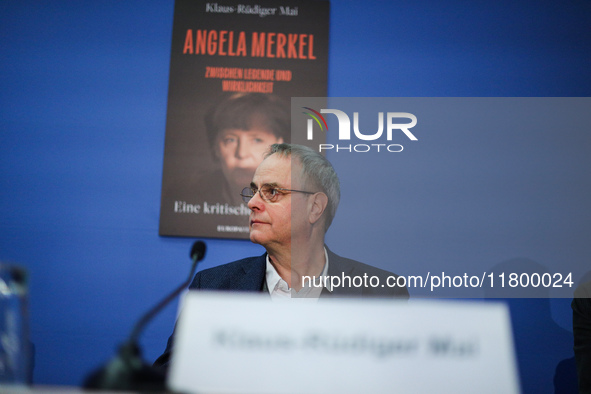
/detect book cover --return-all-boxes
[159,0,329,239]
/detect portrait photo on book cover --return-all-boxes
[160,92,292,239]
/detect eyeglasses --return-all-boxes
[240,184,315,203]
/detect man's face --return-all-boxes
[247,154,304,250]
[215,128,283,189]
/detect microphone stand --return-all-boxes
[84,241,206,391]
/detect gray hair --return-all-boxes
[267,143,340,231]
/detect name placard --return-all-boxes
[168,292,519,393]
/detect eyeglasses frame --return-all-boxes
[240,184,316,204]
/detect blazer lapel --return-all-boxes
[236,254,267,292]
[321,249,364,297]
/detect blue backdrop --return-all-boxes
[1,0,590,392]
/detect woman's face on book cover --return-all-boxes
[215,127,283,189]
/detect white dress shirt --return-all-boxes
[265,248,331,300]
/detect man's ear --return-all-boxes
[308,192,328,225]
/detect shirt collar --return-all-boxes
[265,247,331,298]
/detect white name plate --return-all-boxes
[168,292,520,394]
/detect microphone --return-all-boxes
[190,240,206,261]
[84,241,207,391]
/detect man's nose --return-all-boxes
[247,189,264,211]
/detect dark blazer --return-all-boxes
[189,247,409,298]
[154,248,408,369]
[573,280,591,393]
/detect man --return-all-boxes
[189,143,408,298]
[154,143,408,367]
